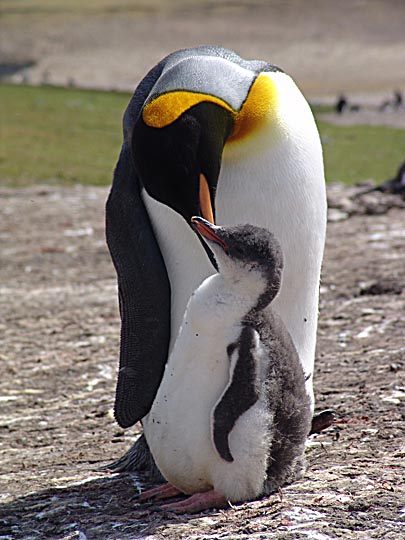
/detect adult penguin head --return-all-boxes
[132,100,233,224]
[130,50,280,226]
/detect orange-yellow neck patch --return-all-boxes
[229,73,278,143]
[142,73,277,142]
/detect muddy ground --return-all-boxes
[0,183,404,539]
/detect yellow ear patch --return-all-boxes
[229,73,278,143]
[142,73,278,142]
[143,92,234,129]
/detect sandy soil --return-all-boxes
[1,0,405,101]
[0,183,404,539]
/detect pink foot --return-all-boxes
[138,482,183,502]
[160,489,229,514]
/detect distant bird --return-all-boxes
[140,218,312,513]
[393,90,403,109]
[105,46,327,476]
[335,94,361,114]
[374,161,405,195]
[335,94,348,114]
[356,161,405,197]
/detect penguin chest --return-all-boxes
[144,299,239,494]
[143,278,272,500]
[142,190,214,353]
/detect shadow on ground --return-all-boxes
[0,473,182,539]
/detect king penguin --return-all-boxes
[105,46,327,474]
[140,218,312,513]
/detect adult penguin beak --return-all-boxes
[199,173,215,224]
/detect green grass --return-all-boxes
[1,83,404,187]
[0,83,129,186]
[316,117,405,185]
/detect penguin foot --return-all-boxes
[138,482,183,502]
[309,409,336,435]
[160,490,229,514]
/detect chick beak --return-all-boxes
[191,216,228,254]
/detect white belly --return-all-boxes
[143,275,271,501]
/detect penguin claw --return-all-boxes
[138,482,183,502]
[159,490,229,514]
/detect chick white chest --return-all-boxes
[143,274,252,494]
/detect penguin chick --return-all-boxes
[142,217,312,513]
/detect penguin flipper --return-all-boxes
[106,143,171,428]
[212,326,260,462]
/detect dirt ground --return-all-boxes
[0,182,404,539]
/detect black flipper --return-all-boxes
[212,326,260,462]
[106,144,171,428]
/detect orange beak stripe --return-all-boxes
[199,173,215,224]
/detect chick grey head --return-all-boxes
[191,216,283,310]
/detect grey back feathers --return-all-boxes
[246,308,312,493]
